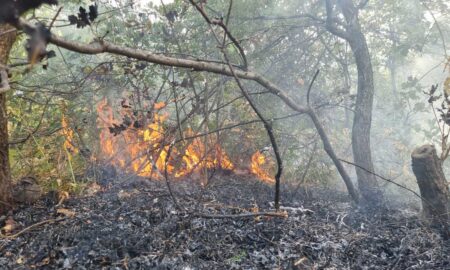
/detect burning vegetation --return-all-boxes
[250,151,274,183]
[94,97,270,181]
[2,0,450,269]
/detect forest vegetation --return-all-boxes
[0,0,449,269]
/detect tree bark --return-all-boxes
[411,145,449,238]
[0,24,17,213]
[347,28,379,203]
[327,0,379,203]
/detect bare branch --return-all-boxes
[188,0,248,69]
[357,0,370,10]
[325,0,350,40]
[15,18,309,115]
[306,69,320,106]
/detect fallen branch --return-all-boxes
[279,206,314,214]
[15,18,309,114]
[194,211,287,219]
[1,217,66,239]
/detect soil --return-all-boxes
[0,172,449,269]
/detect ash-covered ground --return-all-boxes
[0,173,449,269]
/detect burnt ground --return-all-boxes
[0,173,449,270]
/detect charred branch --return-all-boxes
[194,211,287,219]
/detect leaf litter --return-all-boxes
[0,172,449,269]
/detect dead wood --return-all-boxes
[1,217,66,239]
[411,144,449,238]
[194,211,287,219]
[1,176,449,269]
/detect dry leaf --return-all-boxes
[294,256,311,266]
[56,191,69,206]
[16,256,24,264]
[85,182,102,196]
[56,208,76,217]
[1,216,17,235]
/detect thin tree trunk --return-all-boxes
[0,24,17,213]
[348,34,379,203]
[330,0,379,203]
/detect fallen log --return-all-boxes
[411,144,449,238]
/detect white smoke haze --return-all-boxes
[8,0,450,208]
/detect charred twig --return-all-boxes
[279,206,314,214]
[194,211,287,219]
[164,141,181,211]
[1,217,66,239]
[170,68,184,141]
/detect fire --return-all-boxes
[95,98,235,179]
[61,115,78,154]
[250,151,274,183]
[96,98,120,160]
[176,135,234,177]
[95,97,276,182]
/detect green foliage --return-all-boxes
[5,0,450,195]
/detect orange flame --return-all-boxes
[95,98,235,179]
[250,151,274,183]
[61,115,78,154]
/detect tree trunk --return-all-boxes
[0,24,17,213]
[411,145,449,238]
[337,0,379,203]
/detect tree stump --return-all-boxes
[411,145,449,238]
